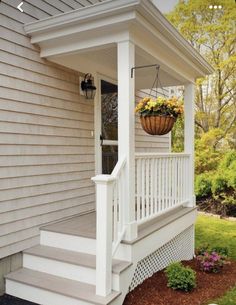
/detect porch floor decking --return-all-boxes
[42,212,97,239]
[41,206,196,243]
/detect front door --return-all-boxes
[100,79,118,174]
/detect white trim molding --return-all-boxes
[24,0,214,80]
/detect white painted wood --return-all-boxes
[92,175,115,296]
[40,231,96,254]
[135,153,190,224]
[184,83,195,207]
[117,40,137,241]
[132,208,197,262]
[24,0,213,79]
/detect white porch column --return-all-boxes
[184,83,195,207]
[117,40,137,241]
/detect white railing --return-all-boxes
[135,153,190,224]
[111,157,127,256]
[92,156,126,297]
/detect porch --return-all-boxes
[5,0,213,304]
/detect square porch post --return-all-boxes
[184,83,195,207]
[117,40,137,241]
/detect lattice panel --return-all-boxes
[129,225,194,291]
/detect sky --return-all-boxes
[152,0,179,13]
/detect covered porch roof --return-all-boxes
[24,0,213,88]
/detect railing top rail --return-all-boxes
[111,155,126,178]
[135,152,191,158]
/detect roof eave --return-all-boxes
[24,0,214,77]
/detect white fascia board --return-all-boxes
[24,0,140,34]
[24,0,213,77]
[30,11,135,45]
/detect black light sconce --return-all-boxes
[81,73,97,99]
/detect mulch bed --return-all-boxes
[123,259,236,305]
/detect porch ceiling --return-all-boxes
[50,45,182,89]
[24,0,214,84]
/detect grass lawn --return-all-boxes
[195,214,236,259]
[196,214,236,305]
[208,287,236,305]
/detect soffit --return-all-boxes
[24,0,214,80]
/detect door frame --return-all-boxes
[95,73,118,175]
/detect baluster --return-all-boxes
[141,158,145,219]
[136,159,141,221]
[154,158,158,214]
[160,157,163,211]
[164,157,166,211]
[145,158,150,218]
[178,157,181,204]
[150,158,154,215]
[113,182,118,242]
[166,157,169,209]
[174,157,177,207]
[170,157,173,208]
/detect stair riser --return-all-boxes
[40,230,96,255]
[23,254,120,291]
[40,230,132,261]
[6,280,93,305]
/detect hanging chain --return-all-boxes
[131,64,168,99]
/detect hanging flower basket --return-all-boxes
[135,96,183,136]
[140,114,176,135]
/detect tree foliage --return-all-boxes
[167,0,236,148]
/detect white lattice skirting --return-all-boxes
[129,225,194,291]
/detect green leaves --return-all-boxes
[165,262,196,292]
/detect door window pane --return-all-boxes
[101,80,118,141]
[102,145,118,175]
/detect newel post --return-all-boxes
[184,83,195,207]
[91,175,115,297]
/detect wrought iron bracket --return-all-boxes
[131,64,160,78]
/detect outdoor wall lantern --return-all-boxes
[81,73,96,99]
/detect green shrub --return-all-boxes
[219,150,236,170]
[226,160,236,189]
[212,175,228,195]
[165,262,196,292]
[195,244,209,256]
[196,244,229,257]
[211,246,229,257]
[195,149,236,216]
[195,173,212,198]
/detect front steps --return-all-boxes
[5,207,197,305]
[6,268,120,305]
[5,213,132,305]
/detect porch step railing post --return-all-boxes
[91,175,115,297]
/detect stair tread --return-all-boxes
[24,245,132,274]
[6,268,120,305]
